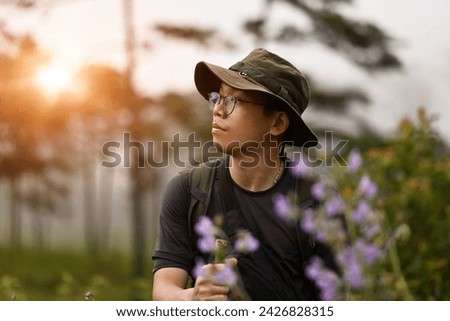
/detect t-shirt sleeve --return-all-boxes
[152,171,195,274]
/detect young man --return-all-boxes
[152,48,327,300]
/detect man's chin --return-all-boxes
[212,140,226,154]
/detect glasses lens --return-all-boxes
[223,96,236,115]
[208,92,220,111]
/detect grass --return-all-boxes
[0,246,153,301]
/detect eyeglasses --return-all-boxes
[208,91,265,115]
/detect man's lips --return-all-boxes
[212,123,225,131]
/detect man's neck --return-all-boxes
[228,152,283,192]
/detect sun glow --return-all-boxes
[35,64,73,97]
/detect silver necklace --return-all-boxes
[273,161,284,185]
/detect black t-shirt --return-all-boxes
[152,161,326,300]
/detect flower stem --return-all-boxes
[214,239,228,264]
[387,238,414,300]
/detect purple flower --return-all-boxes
[215,265,237,286]
[311,181,326,200]
[235,232,259,253]
[337,247,363,289]
[305,257,322,280]
[351,201,370,223]
[290,156,310,177]
[347,267,363,288]
[305,257,339,300]
[347,149,362,173]
[363,223,381,238]
[192,257,206,278]
[355,240,381,265]
[195,216,214,237]
[317,270,339,301]
[300,208,315,233]
[198,234,216,253]
[195,216,217,253]
[358,175,378,199]
[273,194,291,219]
[324,195,345,216]
[314,230,327,242]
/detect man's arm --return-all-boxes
[153,262,235,301]
[152,267,194,300]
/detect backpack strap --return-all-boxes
[187,157,224,237]
[293,176,319,262]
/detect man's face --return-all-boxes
[211,83,276,157]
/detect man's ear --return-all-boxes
[270,111,289,137]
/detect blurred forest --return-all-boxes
[0,0,448,300]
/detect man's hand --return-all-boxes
[192,258,238,301]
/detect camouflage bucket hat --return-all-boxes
[194,48,318,147]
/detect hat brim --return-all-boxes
[195,61,318,147]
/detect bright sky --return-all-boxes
[2,0,449,141]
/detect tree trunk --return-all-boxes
[82,123,99,256]
[99,162,115,254]
[131,152,146,277]
[123,0,147,277]
[9,178,21,249]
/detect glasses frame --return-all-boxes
[208,91,265,115]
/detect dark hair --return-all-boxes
[262,95,283,116]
